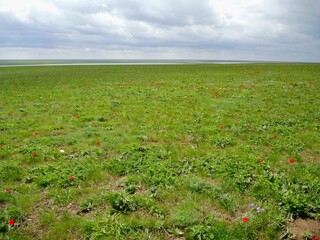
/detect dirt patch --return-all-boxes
[150,82,167,87]
[285,218,320,239]
[299,151,320,164]
[0,202,6,209]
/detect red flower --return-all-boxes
[70,176,75,181]
[73,150,78,154]
[96,141,100,145]
[269,144,273,147]
[215,92,219,97]
[258,158,263,163]
[5,188,10,192]
[312,238,319,240]
[243,217,249,223]
[34,131,39,135]
[273,135,277,139]
[33,152,37,157]
[0,144,4,147]
[8,219,15,226]
[76,116,80,119]
[289,158,295,163]
[220,125,225,129]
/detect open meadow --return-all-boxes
[0,63,319,239]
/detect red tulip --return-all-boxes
[8,219,15,226]
[70,176,75,181]
[243,217,249,223]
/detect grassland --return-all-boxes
[0,63,319,239]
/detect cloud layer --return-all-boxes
[0,0,319,61]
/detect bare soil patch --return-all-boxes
[286,218,320,239]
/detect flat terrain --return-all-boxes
[0,64,319,239]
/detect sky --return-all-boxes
[0,0,319,61]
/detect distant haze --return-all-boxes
[0,0,319,62]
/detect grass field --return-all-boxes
[0,64,319,239]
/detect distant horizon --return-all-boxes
[1,59,319,67]
[0,58,319,63]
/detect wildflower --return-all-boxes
[220,125,225,129]
[243,217,249,223]
[289,158,295,163]
[33,152,37,157]
[273,135,277,139]
[312,238,319,240]
[5,188,10,192]
[60,149,65,153]
[249,203,254,208]
[8,219,15,226]
[215,92,219,97]
[73,150,77,154]
[0,144,4,147]
[34,131,39,135]
[258,158,263,163]
[70,176,75,181]
[76,116,80,119]
[96,141,100,145]
[257,207,261,213]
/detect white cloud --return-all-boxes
[0,0,60,21]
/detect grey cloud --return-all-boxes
[52,0,109,14]
[0,0,319,61]
[279,0,320,39]
[106,0,219,27]
[242,0,320,42]
[0,13,51,47]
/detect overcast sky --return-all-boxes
[0,0,319,61]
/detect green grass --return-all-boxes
[0,63,319,239]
